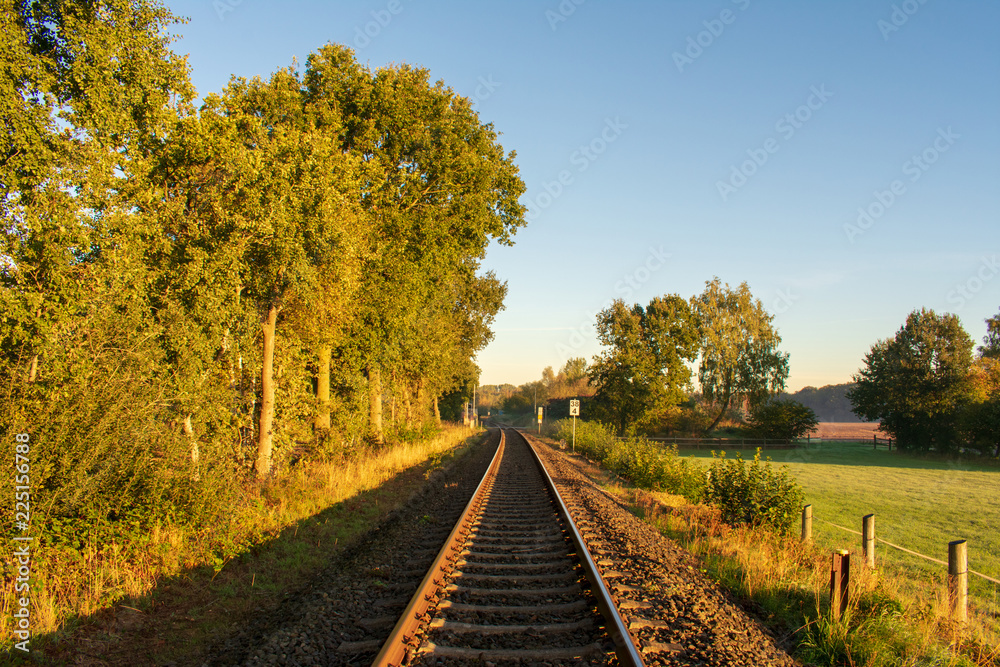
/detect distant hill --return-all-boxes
[779,383,864,422]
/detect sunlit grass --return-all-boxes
[550,435,1000,666]
[679,442,1000,635]
[0,424,479,650]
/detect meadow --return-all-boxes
[679,440,1000,657]
[681,441,1000,588]
[544,417,999,664]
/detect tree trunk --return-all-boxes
[184,414,200,481]
[255,304,279,478]
[368,364,383,444]
[405,381,414,424]
[705,387,732,434]
[27,355,37,383]
[314,345,331,431]
[416,377,427,428]
[433,395,441,426]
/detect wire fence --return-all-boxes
[619,436,803,449]
[817,516,1000,586]
[620,434,897,450]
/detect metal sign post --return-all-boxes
[569,400,580,452]
[537,406,543,433]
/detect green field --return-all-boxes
[681,442,1000,619]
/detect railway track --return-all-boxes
[372,427,644,666]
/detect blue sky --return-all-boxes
[168,0,999,391]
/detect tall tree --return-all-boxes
[980,309,1000,359]
[691,278,789,433]
[561,357,588,382]
[848,308,974,452]
[2,0,192,385]
[589,295,700,435]
[2,0,199,516]
[150,67,365,477]
[303,44,525,443]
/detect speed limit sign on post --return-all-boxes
[569,399,580,453]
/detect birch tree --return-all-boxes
[691,278,789,433]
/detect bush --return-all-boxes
[704,448,803,534]
[550,420,704,502]
[552,418,617,461]
[747,399,818,440]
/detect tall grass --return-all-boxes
[623,486,999,666]
[0,424,477,646]
[549,419,705,501]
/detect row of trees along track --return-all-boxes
[2,1,526,531]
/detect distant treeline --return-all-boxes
[779,384,861,422]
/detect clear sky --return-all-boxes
[167,0,999,391]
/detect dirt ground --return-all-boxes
[807,421,883,439]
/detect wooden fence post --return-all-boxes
[801,505,813,543]
[949,540,968,625]
[873,434,877,450]
[862,514,875,567]
[830,550,850,620]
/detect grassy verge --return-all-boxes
[627,488,998,667]
[2,424,482,663]
[679,442,1000,627]
[537,428,999,666]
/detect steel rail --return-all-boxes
[373,426,644,666]
[517,429,645,667]
[371,428,506,666]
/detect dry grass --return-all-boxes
[0,424,477,651]
[627,488,1000,667]
[809,421,884,440]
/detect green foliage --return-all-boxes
[747,399,819,440]
[2,24,523,537]
[980,310,1000,359]
[561,357,588,382]
[704,449,803,534]
[551,419,704,502]
[589,295,700,435]
[848,308,974,453]
[691,278,790,433]
[552,419,618,461]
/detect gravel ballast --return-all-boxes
[202,428,799,666]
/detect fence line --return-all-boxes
[622,435,894,449]
[620,436,802,449]
[818,518,1000,586]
